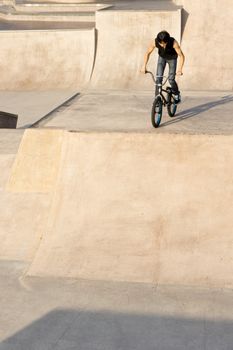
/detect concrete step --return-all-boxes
[0,10,95,21]
[14,2,111,13]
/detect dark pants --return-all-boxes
[155,56,179,96]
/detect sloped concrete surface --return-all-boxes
[7,129,63,192]
[0,130,52,263]
[3,129,231,288]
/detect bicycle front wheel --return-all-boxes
[167,93,177,117]
[151,96,163,128]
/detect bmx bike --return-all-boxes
[146,71,178,128]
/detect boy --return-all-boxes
[141,31,185,102]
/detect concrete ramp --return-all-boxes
[90,7,181,89]
[0,130,63,263]
[11,130,232,288]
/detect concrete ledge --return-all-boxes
[0,11,95,22]
[14,3,111,12]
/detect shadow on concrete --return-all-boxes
[17,92,81,130]
[181,8,189,40]
[161,94,233,128]
[0,19,95,31]
[17,124,32,130]
[1,308,233,349]
[90,28,98,81]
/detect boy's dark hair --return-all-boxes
[156,31,170,43]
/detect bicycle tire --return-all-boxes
[167,93,177,117]
[151,96,163,128]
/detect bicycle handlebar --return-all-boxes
[145,70,170,86]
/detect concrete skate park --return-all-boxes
[0,0,233,349]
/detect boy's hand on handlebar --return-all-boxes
[140,66,147,74]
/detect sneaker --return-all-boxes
[173,94,181,104]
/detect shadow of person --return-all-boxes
[161,94,233,127]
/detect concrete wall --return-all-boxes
[0,6,181,90]
[0,29,95,90]
[0,1,232,91]
[175,0,233,90]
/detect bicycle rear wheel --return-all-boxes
[151,96,163,128]
[167,93,177,117]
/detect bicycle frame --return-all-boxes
[158,87,170,106]
[145,71,172,106]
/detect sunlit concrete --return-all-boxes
[0,29,95,90]
[174,0,233,91]
[1,128,231,288]
[0,1,232,349]
[0,0,232,90]
[0,1,181,90]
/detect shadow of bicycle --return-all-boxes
[161,94,233,127]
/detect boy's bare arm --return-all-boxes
[141,42,156,73]
[173,40,185,75]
